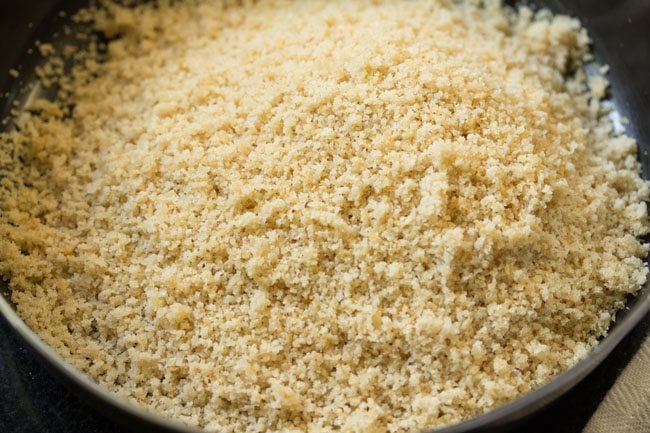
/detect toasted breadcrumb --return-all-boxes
[0,1,649,432]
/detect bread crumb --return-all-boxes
[0,1,648,432]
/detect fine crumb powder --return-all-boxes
[0,1,649,432]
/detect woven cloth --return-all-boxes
[583,334,650,433]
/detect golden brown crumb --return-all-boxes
[0,1,648,432]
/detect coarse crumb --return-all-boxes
[0,1,648,432]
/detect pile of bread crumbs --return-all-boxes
[1,1,649,432]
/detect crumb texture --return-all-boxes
[0,1,648,432]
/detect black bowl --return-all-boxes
[0,1,648,432]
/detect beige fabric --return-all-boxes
[583,334,650,433]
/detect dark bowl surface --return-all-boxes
[0,1,649,432]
